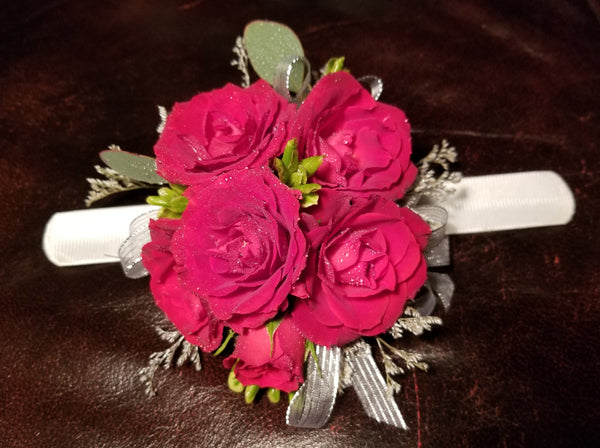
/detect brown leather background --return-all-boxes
[1,1,599,447]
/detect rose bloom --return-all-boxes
[172,168,307,333]
[291,190,430,347]
[142,218,224,352]
[291,71,416,200]
[155,80,293,185]
[223,316,305,393]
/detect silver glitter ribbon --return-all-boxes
[412,205,455,315]
[286,345,341,428]
[345,340,408,429]
[273,55,311,104]
[358,75,383,101]
[287,341,408,429]
[118,209,158,278]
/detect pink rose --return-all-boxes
[142,218,224,352]
[172,168,307,333]
[291,71,416,200]
[291,190,430,347]
[155,80,293,185]
[223,316,305,392]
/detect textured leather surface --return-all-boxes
[1,1,599,446]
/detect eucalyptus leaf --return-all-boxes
[100,149,166,185]
[244,20,305,92]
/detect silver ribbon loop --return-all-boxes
[427,272,454,312]
[273,55,311,104]
[118,209,159,278]
[358,75,383,100]
[286,345,341,428]
[345,340,408,429]
[412,272,454,315]
[413,205,451,267]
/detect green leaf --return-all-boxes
[213,329,236,357]
[281,138,298,168]
[273,158,288,183]
[244,21,305,92]
[296,183,321,195]
[290,170,307,188]
[100,149,166,185]
[300,156,323,177]
[301,193,320,208]
[323,56,346,75]
[146,184,189,219]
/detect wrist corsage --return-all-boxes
[43,20,575,430]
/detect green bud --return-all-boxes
[267,388,281,404]
[245,385,260,404]
[228,370,244,393]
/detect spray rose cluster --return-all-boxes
[142,71,430,395]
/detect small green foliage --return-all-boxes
[146,184,188,219]
[265,317,283,357]
[274,139,323,208]
[304,340,321,377]
[213,329,236,357]
[244,384,260,404]
[267,388,281,404]
[323,56,346,75]
[228,369,245,393]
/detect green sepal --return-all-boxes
[323,56,346,75]
[244,384,260,404]
[228,369,244,393]
[266,317,283,357]
[304,340,322,377]
[213,329,236,357]
[244,21,305,92]
[267,388,281,404]
[100,149,166,185]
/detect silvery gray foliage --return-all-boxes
[377,307,443,394]
[139,327,202,397]
[231,36,250,88]
[405,139,462,207]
